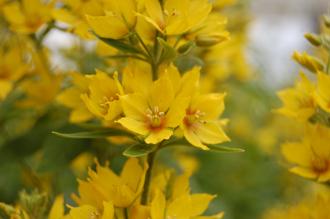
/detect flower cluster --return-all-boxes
[58,63,229,149]
[276,16,330,182]
[0,0,248,218]
[1,157,224,219]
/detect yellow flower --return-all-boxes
[81,70,123,122]
[69,202,114,219]
[140,0,212,35]
[118,73,188,144]
[3,0,53,34]
[52,0,104,38]
[86,0,137,39]
[57,72,94,123]
[48,195,66,219]
[0,48,28,100]
[292,51,324,73]
[150,171,223,219]
[203,35,252,82]
[314,72,330,113]
[72,158,146,208]
[181,93,230,150]
[282,124,330,182]
[276,72,316,121]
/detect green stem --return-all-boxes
[135,32,152,59]
[37,21,54,48]
[141,150,157,205]
[151,62,158,80]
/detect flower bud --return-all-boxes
[195,33,229,47]
[323,15,330,28]
[19,190,48,218]
[304,33,321,47]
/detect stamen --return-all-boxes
[145,106,166,130]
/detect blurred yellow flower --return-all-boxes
[140,0,212,35]
[203,35,252,82]
[315,71,330,113]
[52,0,104,38]
[81,70,123,122]
[86,0,137,39]
[282,124,330,182]
[276,72,316,121]
[263,192,330,219]
[18,75,62,110]
[0,48,28,100]
[57,72,94,123]
[3,0,53,34]
[72,158,146,208]
[150,171,224,219]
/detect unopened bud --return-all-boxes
[177,41,195,55]
[19,190,48,218]
[304,33,321,47]
[323,15,330,28]
[196,33,229,47]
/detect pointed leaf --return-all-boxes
[123,143,157,157]
[96,35,142,54]
[208,144,245,153]
[52,128,133,139]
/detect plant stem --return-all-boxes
[151,62,158,80]
[135,32,152,59]
[141,150,157,205]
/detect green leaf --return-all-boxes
[157,37,177,62]
[123,143,157,157]
[96,35,142,54]
[52,128,133,139]
[208,144,245,153]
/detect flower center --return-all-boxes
[145,106,166,131]
[183,109,205,128]
[99,95,119,115]
[312,157,329,174]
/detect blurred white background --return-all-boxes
[249,0,329,88]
